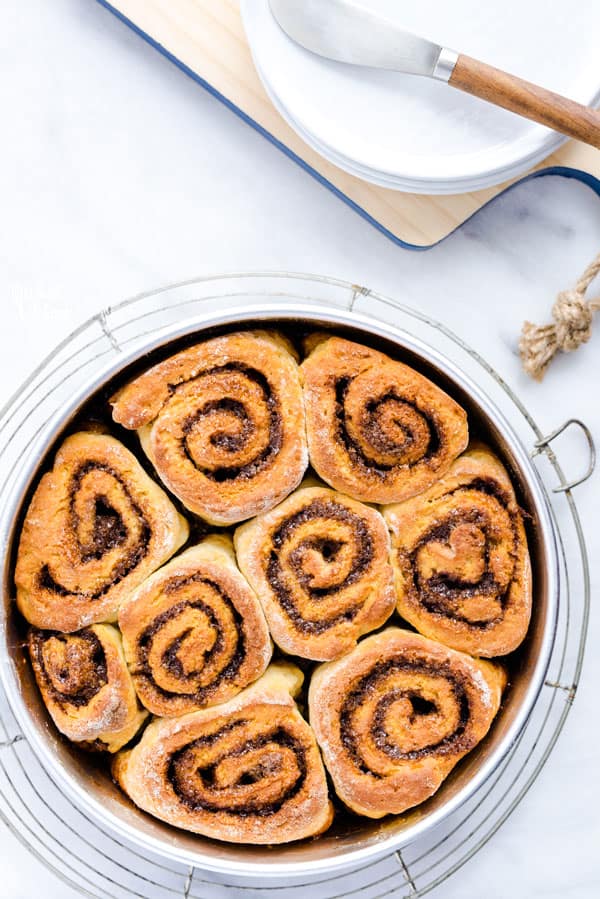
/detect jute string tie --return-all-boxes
[520,252,600,381]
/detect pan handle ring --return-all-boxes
[532,419,596,493]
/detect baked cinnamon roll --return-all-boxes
[118,536,272,716]
[28,625,148,753]
[383,445,532,657]
[113,664,334,844]
[15,432,188,632]
[309,628,505,818]
[300,336,468,504]
[235,482,396,661]
[111,331,308,525]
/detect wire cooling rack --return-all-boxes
[0,273,592,898]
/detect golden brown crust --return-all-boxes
[15,328,534,845]
[309,628,506,818]
[29,624,148,753]
[234,482,396,661]
[383,445,532,657]
[15,432,189,632]
[112,664,334,844]
[111,331,309,525]
[300,336,469,504]
[118,536,272,716]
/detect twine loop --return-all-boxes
[552,289,594,351]
[520,252,600,381]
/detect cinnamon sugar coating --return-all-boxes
[15,432,188,632]
[113,664,334,844]
[383,445,532,657]
[300,336,468,504]
[118,536,272,716]
[235,482,395,661]
[309,628,505,818]
[29,624,147,753]
[111,331,308,525]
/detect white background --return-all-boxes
[1,2,599,897]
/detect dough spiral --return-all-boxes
[235,483,395,660]
[118,536,272,716]
[309,628,505,818]
[383,446,532,657]
[113,664,334,844]
[29,624,147,753]
[111,331,308,525]
[15,432,188,632]
[301,336,468,504]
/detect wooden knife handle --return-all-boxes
[449,54,600,150]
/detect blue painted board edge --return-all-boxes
[95,0,600,251]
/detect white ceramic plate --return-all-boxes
[253,55,563,195]
[242,0,600,193]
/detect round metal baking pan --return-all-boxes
[0,279,579,884]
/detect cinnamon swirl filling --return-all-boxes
[136,580,245,695]
[339,658,472,772]
[28,624,148,753]
[166,717,307,816]
[334,377,441,475]
[29,629,108,708]
[384,446,532,657]
[235,485,396,661]
[266,499,374,634]
[111,331,308,525]
[309,628,506,818]
[15,432,188,632]
[118,538,272,716]
[39,460,151,600]
[301,336,469,504]
[178,365,283,483]
[112,664,334,844]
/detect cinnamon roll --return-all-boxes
[383,446,532,657]
[113,664,334,844]
[15,432,189,632]
[118,536,272,716]
[300,336,468,504]
[111,331,308,525]
[234,483,396,661]
[28,625,148,753]
[309,628,505,818]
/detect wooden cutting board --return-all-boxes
[97,0,600,249]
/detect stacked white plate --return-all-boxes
[241,0,600,194]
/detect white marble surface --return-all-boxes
[1,1,600,897]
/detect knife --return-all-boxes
[269,0,600,150]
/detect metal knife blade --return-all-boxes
[268,0,444,77]
[267,0,600,148]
